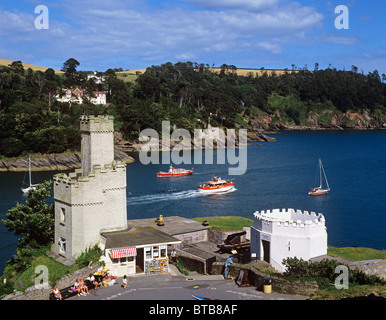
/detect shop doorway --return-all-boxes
[136,248,144,273]
[262,240,270,263]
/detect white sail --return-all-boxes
[309,159,330,196]
[21,157,38,193]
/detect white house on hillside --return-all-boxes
[87,72,105,84]
[56,88,106,105]
[90,91,107,105]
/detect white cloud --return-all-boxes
[0,9,35,36]
[319,34,360,46]
[256,41,282,54]
[0,1,325,69]
[185,0,281,11]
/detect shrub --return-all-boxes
[282,257,386,287]
[75,244,103,269]
[0,278,15,299]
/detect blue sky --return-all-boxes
[0,0,385,73]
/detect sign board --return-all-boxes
[236,269,251,287]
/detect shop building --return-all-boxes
[101,226,181,276]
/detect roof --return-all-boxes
[101,226,181,249]
[126,216,209,236]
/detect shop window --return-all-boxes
[120,256,134,264]
[111,256,135,265]
[145,247,152,259]
[153,246,159,258]
[160,245,166,258]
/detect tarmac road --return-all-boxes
[69,265,307,301]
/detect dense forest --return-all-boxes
[0,59,385,157]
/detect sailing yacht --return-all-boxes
[308,159,330,196]
[21,157,39,193]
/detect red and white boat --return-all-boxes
[198,177,235,193]
[156,165,193,178]
[308,159,330,196]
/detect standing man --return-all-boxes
[170,249,177,264]
[223,255,233,279]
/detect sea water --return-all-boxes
[0,130,385,274]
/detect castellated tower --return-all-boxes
[250,208,327,272]
[52,115,127,261]
[80,115,114,176]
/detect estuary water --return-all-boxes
[1,130,385,274]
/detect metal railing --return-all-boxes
[270,257,286,273]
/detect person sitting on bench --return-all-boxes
[52,286,62,300]
[87,273,99,290]
[79,278,89,295]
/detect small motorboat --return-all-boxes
[198,177,235,193]
[156,164,193,177]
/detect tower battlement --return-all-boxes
[253,208,325,231]
[80,115,114,133]
[53,162,126,188]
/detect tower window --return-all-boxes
[59,238,66,255]
[60,208,66,225]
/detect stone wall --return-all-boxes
[211,262,319,296]
[177,250,206,274]
[3,264,100,300]
[173,230,208,248]
[208,229,236,244]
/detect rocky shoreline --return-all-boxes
[0,130,275,172]
[0,149,134,172]
[1,124,384,172]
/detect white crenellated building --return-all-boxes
[250,208,327,272]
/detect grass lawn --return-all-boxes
[16,255,77,290]
[192,216,253,231]
[117,73,138,83]
[328,246,386,262]
[310,284,386,300]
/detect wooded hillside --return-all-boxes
[0,59,385,158]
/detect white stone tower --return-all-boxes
[52,115,127,261]
[250,208,327,272]
[80,115,114,176]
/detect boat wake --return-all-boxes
[127,188,237,205]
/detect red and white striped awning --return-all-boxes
[110,247,137,259]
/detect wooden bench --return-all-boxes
[49,280,96,300]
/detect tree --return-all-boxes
[61,58,80,77]
[8,61,24,75]
[2,181,54,249]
